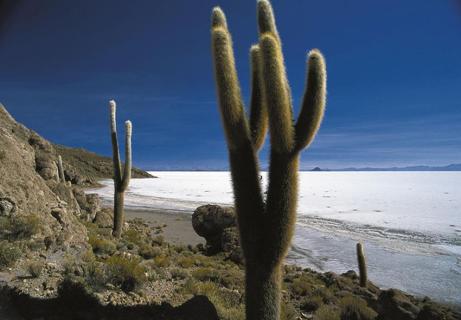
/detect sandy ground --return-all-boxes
[125,208,204,246]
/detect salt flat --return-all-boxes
[91,171,461,304]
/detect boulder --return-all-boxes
[0,197,16,217]
[192,205,236,253]
[93,208,114,228]
[72,188,100,221]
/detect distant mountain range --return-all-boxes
[309,163,461,172]
[147,163,461,172]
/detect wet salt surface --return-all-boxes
[90,171,461,304]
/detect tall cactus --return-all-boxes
[109,100,132,238]
[211,1,327,319]
[356,242,368,287]
[57,155,65,183]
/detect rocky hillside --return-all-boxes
[54,144,153,185]
[0,103,152,187]
[0,104,88,245]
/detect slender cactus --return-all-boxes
[57,155,66,183]
[55,161,60,182]
[109,100,132,238]
[211,1,327,319]
[356,242,368,287]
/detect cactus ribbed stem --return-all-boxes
[211,1,327,319]
[57,155,65,183]
[357,242,368,287]
[109,100,132,238]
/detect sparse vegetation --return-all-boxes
[0,214,41,240]
[315,305,341,320]
[89,236,116,255]
[182,279,245,320]
[105,254,147,292]
[0,240,21,267]
[338,295,377,320]
[27,261,45,278]
[153,254,170,268]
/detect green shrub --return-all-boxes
[138,244,161,259]
[177,256,196,268]
[315,305,340,320]
[182,279,244,320]
[192,267,221,282]
[338,295,377,320]
[0,241,21,267]
[0,214,41,240]
[0,149,6,160]
[291,274,324,296]
[153,254,170,268]
[281,301,298,320]
[123,229,145,247]
[105,255,147,292]
[89,236,116,255]
[152,235,164,246]
[301,295,324,312]
[27,261,44,278]
[170,267,190,280]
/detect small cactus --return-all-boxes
[211,1,327,319]
[57,155,65,183]
[109,100,132,238]
[55,161,60,182]
[357,242,368,287]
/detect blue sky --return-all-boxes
[0,0,460,170]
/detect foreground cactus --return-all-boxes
[109,100,132,238]
[211,1,327,319]
[357,242,368,287]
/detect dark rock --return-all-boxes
[192,205,236,254]
[192,205,236,237]
[221,227,244,264]
[377,289,420,320]
[416,303,460,320]
[221,227,239,252]
[342,270,359,280]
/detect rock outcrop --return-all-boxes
[0,104,88,249]
[192,205,242,262]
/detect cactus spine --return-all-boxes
[357,242,368,287]
[109,100,132,238]
[211,1,326,319]
[57,155,65,183]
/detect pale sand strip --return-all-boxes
[125,208,204,246]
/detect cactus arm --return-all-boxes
[257,0,280,42]
[249,45,268,151]
[120,120,132,191]
[211,8,252,151]
[294,49,327,153]
[260,34,295,154]
[211,7,265,255]
[109,100,122,186]
[211,6,227,29]
[257,0,292,105]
